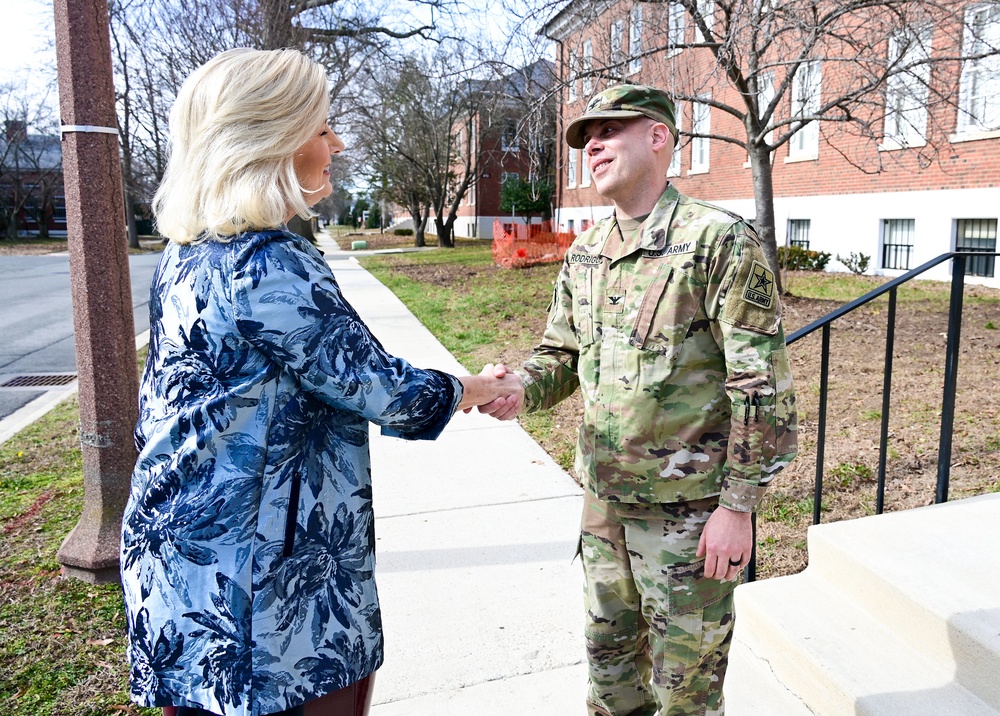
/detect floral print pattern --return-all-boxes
[122,230,461,715]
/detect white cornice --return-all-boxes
[541,0,619,42]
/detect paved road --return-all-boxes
[0,251,162,420]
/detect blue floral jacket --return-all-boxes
[121,230,462,715]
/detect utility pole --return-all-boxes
[53,0,139,583]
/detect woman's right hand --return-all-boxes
[456,364,524,419]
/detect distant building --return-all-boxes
[454,60,558,239]
[542,1,1000,287]
[0,121,66,238]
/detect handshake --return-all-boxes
[456,364,524,421]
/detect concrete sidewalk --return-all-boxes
[314,233,589,714]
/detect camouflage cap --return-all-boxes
[565,84,678,149]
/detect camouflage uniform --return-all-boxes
[518,184,797,715]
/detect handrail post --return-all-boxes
[876,288,897,514]
[936,254,966,503]
[813,324,831,525]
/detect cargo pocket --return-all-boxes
[666,559,738,617]
[652,559,737,699]
[572,268,598,347]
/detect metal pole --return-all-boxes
[876,288,897,514]
[53,0,139,583]
[936,254,965,504]
[814,324,831,525]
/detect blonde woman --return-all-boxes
[121,48,519,716]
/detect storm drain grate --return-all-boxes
[0,373,78,388]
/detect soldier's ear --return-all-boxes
[649,122,672,153]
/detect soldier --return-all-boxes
[481,84,798,715]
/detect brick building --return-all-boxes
[454,60,558,239]
[0,121,66,238]
[542,0,1000,287]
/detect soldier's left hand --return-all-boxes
[697,506,753,581]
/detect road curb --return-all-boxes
[0,329,150,447]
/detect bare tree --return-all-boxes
[0,83,61,240]
[512,0,1000,289]
[355,49,498,247]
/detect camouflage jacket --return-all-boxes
[518,185,797,511]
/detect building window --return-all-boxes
[667,2,685,55]
[567,219,575,233]
[790,61,822,159]
[568,48,579,102]
[501,171,520,184]
[501,123,519,152]
[695,0,714,41]
[885,26,931,146]
[956,218,997,277]
[787,219,811,248]
[629,5,643,74]
[568,148,578,188]
[881,219,915,270]
[581,156,592,187]
[611,19,624,67]
[582,40,594,95]
[691,96,710,172]
[958,4,1000,133]
[668,104,682,176]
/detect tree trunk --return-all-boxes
[409,200,425,248]
[436,216,455,248]
[748,144,782,294]
[125,192,139,249]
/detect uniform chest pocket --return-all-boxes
[629,265,700,367]
[572,267,599,347]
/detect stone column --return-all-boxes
[53,0,139,584]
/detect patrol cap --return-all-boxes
[565,84,678,149]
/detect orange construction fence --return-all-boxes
[492,220,576,269]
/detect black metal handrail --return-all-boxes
[747,251,1000,582]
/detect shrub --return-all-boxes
[393,228,414,236]
[837,252,871,275]
[778,245,832,271]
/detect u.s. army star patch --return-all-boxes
[743,260,775,309]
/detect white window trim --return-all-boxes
[611,19,624,68]
[568,49,579,102]
[696,0,714,42]
[581,155,592,187]
[568,148,578,188]
[882,25,932,149]
[788,60,822,160]
[501,125,520,153]
[745,71,776,167]
[957,4,1000,134]
[668,104,683,177]
[629,5,643,75]
[689,96,711,174]
[667,2,685,57]
[582,40,594,95]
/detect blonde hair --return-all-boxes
[154,48,330,244]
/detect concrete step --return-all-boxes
[735,569,998,716]
[805,493,1000,710]
[724,638,816,715]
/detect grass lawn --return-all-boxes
[1,240,997,712]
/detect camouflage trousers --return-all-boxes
[581,490,738,716]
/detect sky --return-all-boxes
[0,0,57,95]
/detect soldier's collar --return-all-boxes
[638,184,680,251]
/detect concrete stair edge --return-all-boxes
[734,570,998,716]
[804,498,1000,709]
